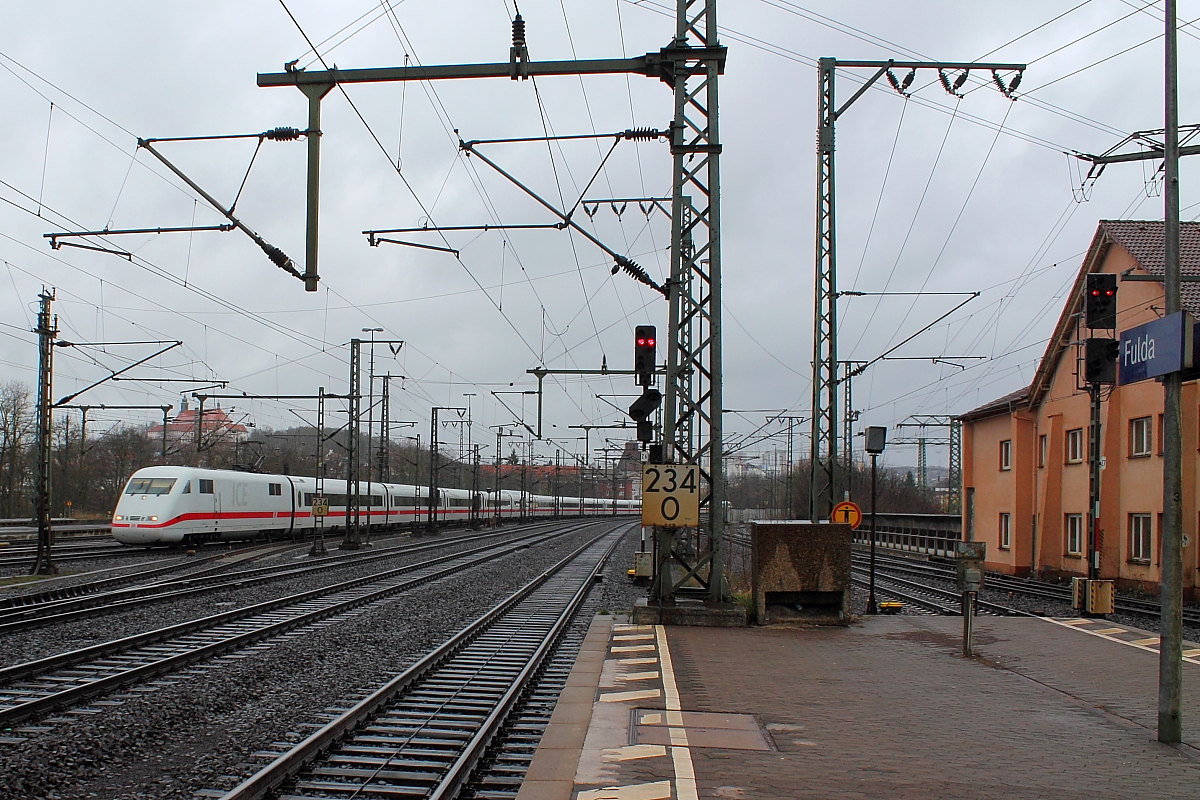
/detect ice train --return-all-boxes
[111,465,637,546]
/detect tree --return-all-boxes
[0,382,32,518]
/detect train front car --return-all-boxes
[111,467,194,545]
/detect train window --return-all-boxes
[125,477,177,495]
[199,479,214,494]
[269,483,282,496]
[182,481,191,494]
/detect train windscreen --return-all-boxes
[124,477,177,495]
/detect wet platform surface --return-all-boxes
[517,614,1200,799]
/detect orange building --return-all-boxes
[960,220,1200,596]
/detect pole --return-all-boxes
[311,386,327,556]
[962,591,975,656]
[31,289,57,576]
[1087,383,1102,584]
[1159,0,1183,745]
[868,451,878,614]
[428,407,439,532]
[378,375,390,483]
[342,339,362,549]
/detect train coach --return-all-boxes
[111,465,637,546]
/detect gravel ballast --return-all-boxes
[0,520,640,800]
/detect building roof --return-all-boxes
[1025,220,1200,409]
[1099,219,1200,315]
[148,406,248,437]
[959,385,1031,422]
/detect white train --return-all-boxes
[111,466,637,546]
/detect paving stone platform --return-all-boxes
[517,614,1200,799]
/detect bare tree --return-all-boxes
[0,382,32,518]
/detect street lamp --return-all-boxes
[864,426,887,615]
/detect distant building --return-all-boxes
[148,398,248,447]
[961,220,1200,596]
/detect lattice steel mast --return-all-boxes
[809,58,1024,522]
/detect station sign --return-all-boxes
[1118,311,1193,385]
[641,463,700,527]
[830,500,862,529]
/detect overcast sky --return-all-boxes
[0,1,1196,471]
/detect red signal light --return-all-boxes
[646,338,655,347]
[636,338,646,346]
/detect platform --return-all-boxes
[518,614,1200,799]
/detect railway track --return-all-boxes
[856,547,1200,626]
[851,556,1025,616]
[0,526,557,634]
[0,541,150,570]
[0,519,615,727]
[218,521,628,800]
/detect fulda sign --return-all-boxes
[1118,311,1194,385]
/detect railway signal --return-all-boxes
[1084,338,1119,384]
[634,325,656,386]
[1085,273,1117,329]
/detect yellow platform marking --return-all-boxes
[600,689,662,703]
[639,712,663,725]
[1060,618,1096,625]
[1043,618,1200,664]
[611,644,656,653]
[616,671,661,682]
[1133,637,1161,646]
[578,780,673,800]
[618,657,659,666]
[602,744,668,762]
[656,625,699,800]
[613,633,656,641]
[612,624,655,633]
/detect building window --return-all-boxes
[999,513,1011,549]
[999,440,1012,471]
[1038,434,1047,468]
[269,483,282,496]
[1129,514,1153,563]
[1158,414,1164,456]
[1130,416,1152,458]
[199,479,214,494]
[1066,428,1084,463]
[1065,514,1083,556]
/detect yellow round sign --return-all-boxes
[830,500,862,529]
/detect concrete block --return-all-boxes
[750,520,851,624]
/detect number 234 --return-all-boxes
[644,466,697,493]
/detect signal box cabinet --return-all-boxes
[750,521,851,625]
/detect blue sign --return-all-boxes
[1118,311,1194,385]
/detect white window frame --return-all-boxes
[999,512,1011,549]
[1130,416,1152,458]
[999,439,1012,471]
[1065,513,1083,556]
[1129,514,1153,562]
[1066,428,1084,463]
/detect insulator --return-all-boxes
[886,69,902,94]
[623,127,663,140]
[512,14,526,47]
[901,69,915,91]
[1008,72,1022,93]
[952,70,969,91]
[266,127,302,141]
[614,255,667,296]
